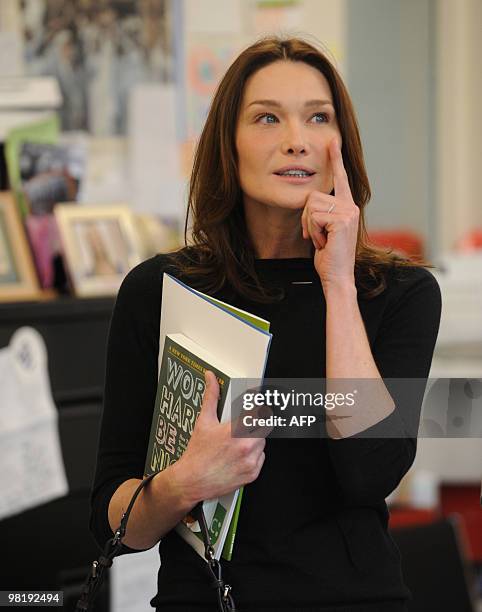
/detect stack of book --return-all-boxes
[144,273,272,560]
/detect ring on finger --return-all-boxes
[327,202,336,214]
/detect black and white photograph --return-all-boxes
[21,0,175,134]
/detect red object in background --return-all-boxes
[440,484,482,563]
[367,230,425,261]
[455,229,482,251]
[388,484,482,564]
[389,508,441,530]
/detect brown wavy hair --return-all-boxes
[171,35,434,302]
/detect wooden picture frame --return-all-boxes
[54,203,144,297]
[0,192,42,303]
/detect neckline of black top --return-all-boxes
[253,257,321,287]
[253,257,315,268]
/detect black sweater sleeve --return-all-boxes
[89,256,163,552]
[325,266,442,506]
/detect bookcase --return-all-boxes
[0,296,115,612]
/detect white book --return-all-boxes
[159,273,272,379]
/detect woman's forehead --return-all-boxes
[242,61,333,107]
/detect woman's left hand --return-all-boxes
[301,138,359,287]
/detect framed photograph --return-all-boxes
[20,139,86,214]
[0,192,42,303]
[133,212,182,259]
[54,204,144,297]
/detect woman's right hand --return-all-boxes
[169,370,268,506]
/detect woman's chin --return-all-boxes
[269,197,309,211]
[245,193,312,212]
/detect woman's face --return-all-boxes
[235,60,342,214]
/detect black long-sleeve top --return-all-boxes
[90,252,442,612]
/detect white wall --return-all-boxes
[435,0,482,252]
[345,0,435,255]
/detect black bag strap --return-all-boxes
[76,473,236,612]
[190,501,236,611]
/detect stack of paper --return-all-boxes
[0,327,68,520]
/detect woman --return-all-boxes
[90,36,442,611]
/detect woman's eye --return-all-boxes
[256,112,329,124]
[312,112,329,123]
[256,113,278,124]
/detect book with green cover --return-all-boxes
[144,332,241,560]
[155,273,272,562]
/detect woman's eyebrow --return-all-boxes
[246,99,334,109]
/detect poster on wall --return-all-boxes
[185,40,240,140]
[20,0,176,136]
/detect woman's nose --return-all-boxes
[283,142,306,154]
[281,124,308,154]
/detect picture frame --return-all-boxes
[0,192,42,303]
[54,204,144,297]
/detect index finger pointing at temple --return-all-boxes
[330,138,351,200]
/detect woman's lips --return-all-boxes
[273,173,316,184]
